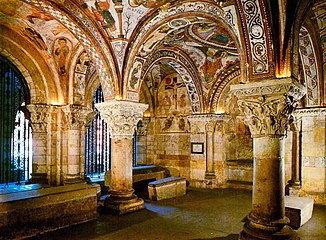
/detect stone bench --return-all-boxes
[148,176,186,201]
[104,165,168,188]
[132,165,168,183]
[0,183,100,239]
[285,196,314,229]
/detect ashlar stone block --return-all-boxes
[148,176,186,201]
[285,196,314,229]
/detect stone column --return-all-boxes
[62,105,95,184]
[96,99,148,215]
[287,116,302,195]
[26,104,51,185]
[231,78,305,240]
[205,120,217,180]
[136,117,150,165]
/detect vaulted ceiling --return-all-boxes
[0,0,324,113]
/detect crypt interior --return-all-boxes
[0,0,325,239]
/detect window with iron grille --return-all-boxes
[0,56,32,185]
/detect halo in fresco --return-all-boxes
[129,0,169,8]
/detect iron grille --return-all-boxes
[0,56,31,185]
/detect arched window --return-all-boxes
[85,86,138,178]
[0,56,32,185]
[85,86,111,177]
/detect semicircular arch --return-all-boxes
[124,1,244,102]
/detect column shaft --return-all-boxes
[252,137,285,221]
[110,137,133,194]
[205,131,215,178]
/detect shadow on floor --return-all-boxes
[191,234,239,240]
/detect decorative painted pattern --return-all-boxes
[166,60,201,113]
[127,2,231,76]
[23,0,115,99]
[231,78,306,100]
[238,0,270,75]
[111,39,128,73]
[299,26,320,106]
[294,107,326,117]
[209,64,241,112]
[141,48,201,113]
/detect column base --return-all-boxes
[101,191,144,215]
[204,171,216,180]
[286,181,302,196]
[64,174,84,184]
[240,222,299,240]
[240,213,298,240]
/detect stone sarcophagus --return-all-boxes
[148,176,186,201]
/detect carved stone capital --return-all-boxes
[27,104,51,132]
[62,105,95,130]
[136,117,150,136]
[95,100,148,138]
[290,115,302,132]
[231,78,306,138]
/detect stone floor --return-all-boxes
[26,187,325,240]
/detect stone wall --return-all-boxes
[140,108,326,205]
[299,111,326,204]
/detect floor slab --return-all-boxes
[23,188,326,240]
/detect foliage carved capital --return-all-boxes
[231,78,306,138]
[62,105,95,130]
[237,95,297,137]
[95,100,148,138]
[27,104,52,132]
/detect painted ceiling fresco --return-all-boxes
[80,0,168,39]
[1,0,323,112]
[0,1,78,53]
[136,16,239,98]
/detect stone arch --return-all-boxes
[124,1,244,102]
[23,0,117,100]
[0,25,60,104]
[85,67,101,109]
[298,26,322,106]
[208,63,241,113]
[141,50,204,113]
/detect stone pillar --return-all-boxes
[27,104,51,185]
[231,78,305,240]
[96,99,148,215]
[136,117,150,165]
[62,105,95,184]
[205,120,217,180]
[287,116,302,195]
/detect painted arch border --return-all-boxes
[139,49,204,114]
